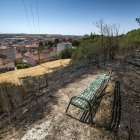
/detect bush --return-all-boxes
[71,37,101,61]
[16,64,30,69]
[59,48,75,59]
[72,40,80,46]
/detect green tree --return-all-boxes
[48,41,53,48]
[136,18,140,25]
[54,38,59,45]
[59,48,75,59]
[72,40,80,46]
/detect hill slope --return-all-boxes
[0,59,70,84]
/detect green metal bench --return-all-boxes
[65,71,112,123]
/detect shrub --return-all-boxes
[16,64,30,69]
[59,48,75,59]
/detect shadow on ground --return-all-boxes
[0,60,104,138]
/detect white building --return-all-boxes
[0,46,16,61]
[24,52,49,66]
[57,42,72,53]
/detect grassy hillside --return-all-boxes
[120,28,140,50]
[0,59,70,84]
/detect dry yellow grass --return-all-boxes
[0,59,70,84]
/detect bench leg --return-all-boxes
[65,101,71,114]
[90,107,93,124]
[65,97,76,114]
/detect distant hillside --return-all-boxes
[120,28,140,50]
[126,28,140,41]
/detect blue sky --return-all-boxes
[0,0,139,35]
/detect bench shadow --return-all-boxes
[107,81,121,133]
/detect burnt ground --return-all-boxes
[0,59,140,140]
[113,60,140,140]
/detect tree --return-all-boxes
[103,23,120,60]
[44,41,48,46]
[136,18,140,25]
[48,41,53,48]
[94,19,120,62]
[71,20,120,63]
[54,38,59,45]
[72,38,99,61]
[72,40,80,46]
[90,32,93,37]
[59,48,75,59]
[39,41,44,47]
[94,19,106,64]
